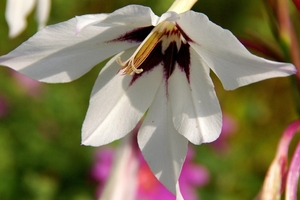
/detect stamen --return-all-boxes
[116,21,183,75]
[117,57,143,75]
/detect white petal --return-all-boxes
[75,14,108,33]
[82,49,163,146]
[169,51,222,144]
[156,11,180,25]
[95,5,159,27]
[177,11,296,90]
[5,0,36,38]
[0,17,140,83]
[36,0,51,30]
[138,83,188,194]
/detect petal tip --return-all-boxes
[81,137,98,147]
[278,63,297,75]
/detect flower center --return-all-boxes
[117,21,185,75]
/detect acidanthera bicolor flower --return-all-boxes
[5,0,51,38]
[0,0,297,198]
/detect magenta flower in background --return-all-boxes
[92,145,209,200]
[11,70,43,97]
[90,148,115,198]
[210,114,238,152]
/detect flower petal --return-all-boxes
[156,11,180,25]
[95,5,159,27]
[76,5,158,32]
[75,14,108,33]
[177,11,296,90]
[169,50,222,144]
[138,83,188,195]
[5,0,36,38]
[36,0,51,30]
[0,17,143,83]
[82,49,163,146]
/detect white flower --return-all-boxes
[5,0,51,38]
[0,0,296,197]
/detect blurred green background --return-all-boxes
[0,0,298,200]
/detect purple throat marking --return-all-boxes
[109,26,154,43]
[110,25,191,85]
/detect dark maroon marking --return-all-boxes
[129,42,164,85]
[129,41,191,87]
[177,43,190,83]
[175,23,194,42]
[163,41,177,81]
[108,26,154,43]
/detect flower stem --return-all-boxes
[276,0,300,116]
[277,0,300,78]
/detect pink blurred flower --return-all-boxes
[259,120,300,200]
[210,114,238,152]
[285,140,300,200]
[91,148,115,198]
[11,71,43,97]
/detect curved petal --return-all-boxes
[5,0,36,38]
[177,11,296,90]
[95,5,159,27]
[169,50,222,144]
[36,0,51,30]
[156,11,180,25]
[0,17,142,83]
[76,14,108,33]
[138,83,188,195]
[82,49,163,146]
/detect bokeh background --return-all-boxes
[0,0,298,199]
